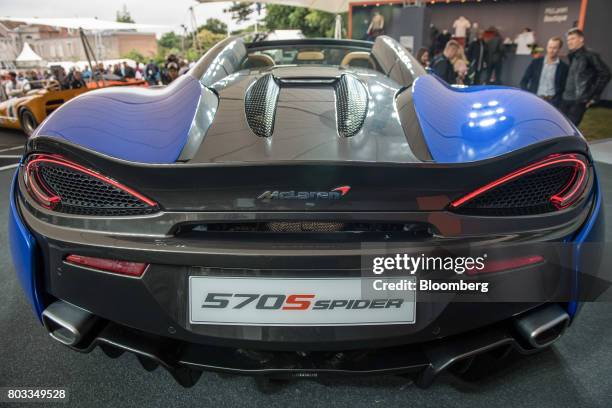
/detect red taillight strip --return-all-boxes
[450,154,587,209]
[25,155,157,207]
[27,169,61,208]
[550,163,587,209]
[66,254,148,277]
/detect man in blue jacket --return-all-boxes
[520,36,569,108]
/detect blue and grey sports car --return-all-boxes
[9,36,604,388]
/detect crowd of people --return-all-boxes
[2,66,96,97]
[2,54,193,99]
[419,27,610,126]
[416,26,506,87]
[520,29,610,126]
[4,25,610,128]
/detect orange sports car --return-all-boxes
[0,77,146,135]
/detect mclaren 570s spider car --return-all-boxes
[9,36,604,388]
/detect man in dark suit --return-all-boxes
[466,30,487,85]
[520,37,569,108]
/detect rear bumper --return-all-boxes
[57,302,561,387]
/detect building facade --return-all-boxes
[0,21,157,65]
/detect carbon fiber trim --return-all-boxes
[335,74,368,138]
[244,74,280,138]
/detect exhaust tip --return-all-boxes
[514,304,570,349]
[42,301,98,347]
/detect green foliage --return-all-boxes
[185,48,201,62]
[263,5,347,38]
[116,5,135,23]
[230,23,258,36]
[158,32,182,50]
[196,29,226,52]
[580,107,612,141]
[199,18,228,35]
[225,2,254,24]
[155,3,350,66]
[122,49,145,64]
[158,20,227,61]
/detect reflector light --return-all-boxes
[66,254,148,277]
[466,255,544,276]
[450,154,588,210]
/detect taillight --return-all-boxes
[466,255,545,276]
[23,154,158,216]
[66,254,148,277]
[450,154,590,216]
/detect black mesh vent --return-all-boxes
[244,74,280,138]
[262,221,344,233]
[182,221,432,235]
[37,163,156,216]
[335,74,368,138]
[456,166,576,216]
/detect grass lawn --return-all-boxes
[580,107,612,141]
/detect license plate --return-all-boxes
[189,276,416,326]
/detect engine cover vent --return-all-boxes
[244,74,280,138]
[335,74,368,138]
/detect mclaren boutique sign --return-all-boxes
[543,7,569,23]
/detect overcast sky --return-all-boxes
[0,0,259,35]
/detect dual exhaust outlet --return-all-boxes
[41,300,570,350]
[513,303,570,348]
[41,301,100,347]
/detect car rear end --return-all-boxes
[9,131,603,386]
[8,36,605,387]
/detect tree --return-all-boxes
[199,18,227,35]
[231,23,258,36]
[264,5,346,38]
[196,29,226,53]
[225,2,254,24]
[158,32,182,50]
[116,4,135,23]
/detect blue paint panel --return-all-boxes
[8,170,44,320]
[412,75,578,163]
[568,173,604,317]
[34,75,203,164]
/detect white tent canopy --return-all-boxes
[15,42,45,68]
[16,42,42,62]
[265,30,305,40]
[197,0,349,14]
[0,17,169,31]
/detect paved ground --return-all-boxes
[1,128,611,407]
